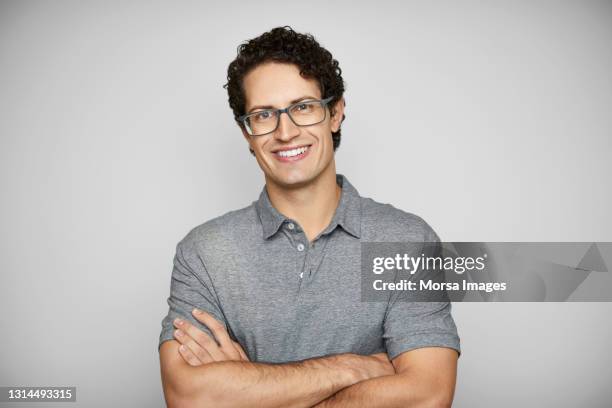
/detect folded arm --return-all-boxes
[160,310,395,408]
[313,347,459,408]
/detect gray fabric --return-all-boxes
[159,174,460,362]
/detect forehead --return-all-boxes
[243,62,322,110]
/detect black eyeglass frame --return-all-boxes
[237,96,335,136]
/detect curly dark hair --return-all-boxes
[224,26,346,154]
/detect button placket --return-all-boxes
[294,226,309,293]
[297,240,307,283]
[296,246,307,294]
[306,234,331,281]
[298,241,313,285]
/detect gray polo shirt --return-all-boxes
[159,174,460,362]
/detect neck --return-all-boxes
[265,164,342,243]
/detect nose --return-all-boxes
[274,111,300,142]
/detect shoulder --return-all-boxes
[177,202,259,253]
[360,196,440,242]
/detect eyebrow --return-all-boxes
[247,95,319,113]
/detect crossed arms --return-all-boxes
[159,309,458,408]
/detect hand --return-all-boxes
[172,309,249,366]
[346,352,396,382]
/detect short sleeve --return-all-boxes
[382,229,461,360]
[383,300,461,360]
[158,236,227,351]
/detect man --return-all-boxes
[159,26,460,407]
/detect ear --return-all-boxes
[240,125,256,155]
[330,97,345,133]
[240,125,250,144]
[240,123,252,145]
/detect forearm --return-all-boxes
[313,372,451,408]
[170,352,360,408]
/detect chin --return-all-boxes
[270,171,315,188]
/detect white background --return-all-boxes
[1,1,611,406]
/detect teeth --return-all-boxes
[277,146,308,158]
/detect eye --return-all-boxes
[294,102,315,112]
[253,111,272,121]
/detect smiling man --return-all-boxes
[159,26,460,407]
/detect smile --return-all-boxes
[273,145,311,162]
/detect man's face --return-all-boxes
[241,62,344,189]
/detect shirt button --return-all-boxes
[297,243,305,251]
[287,222,295,230]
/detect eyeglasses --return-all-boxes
[238,96,335,136]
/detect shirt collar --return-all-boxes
[255,174,362,240]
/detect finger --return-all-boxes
[371,352,390,361]
[175,318,225,361]
[370,353,392,365]
[233,341,249,361]
[174,329,214,364]
[178,344,202,367]
[192,309,241,359]
[192,309,233,346]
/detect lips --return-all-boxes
[272,144,312,154]
[273,144,312,162]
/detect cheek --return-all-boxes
[253,139,268,153]
[254,141,275,166]
[322,130,335,149]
